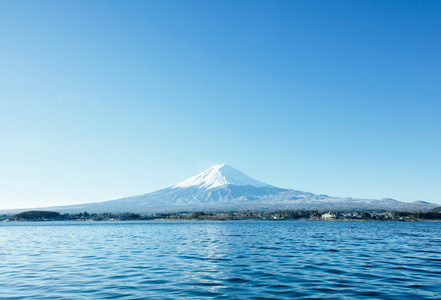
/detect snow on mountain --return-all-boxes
[173,163,272,189]
[1,164,438,214]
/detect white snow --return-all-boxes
[173,163,272,189]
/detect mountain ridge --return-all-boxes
[0,164,438,213]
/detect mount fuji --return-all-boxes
[3,164,437,213]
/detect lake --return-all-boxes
[1,221,440,299]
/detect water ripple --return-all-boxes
[1,221,440,299]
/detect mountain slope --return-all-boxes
[1,164,438,213]
[173,163,272,189]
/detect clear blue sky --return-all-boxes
[1,0,440,209]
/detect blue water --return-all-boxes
[1,221,440,299]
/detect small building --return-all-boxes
[322,212,336,220]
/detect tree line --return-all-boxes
[9,211,145,221]
[4,209,441,221]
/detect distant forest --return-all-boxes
[2,208,441,222]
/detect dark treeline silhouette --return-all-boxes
[9,211,145,221]
[13,210,62,221]
[5,209,441,221]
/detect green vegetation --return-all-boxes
[9,211,146,221]
[143,210,441,221]
[12,211,62,221]
[392,211,441,220]
[5,209,441,222]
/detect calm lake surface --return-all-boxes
[1,221,440,299]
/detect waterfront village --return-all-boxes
[2,209,441,222]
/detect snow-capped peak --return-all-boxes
[173,163,272,189]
